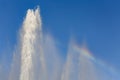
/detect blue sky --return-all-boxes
[0,0,120,72]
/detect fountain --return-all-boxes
[8,7,120,80]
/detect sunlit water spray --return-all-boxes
[20,7,47,80]
[7,7,120,80]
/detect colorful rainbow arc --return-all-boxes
[73,44,120,77]
[73,45,95,61]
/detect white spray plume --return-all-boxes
[6,6,120,80]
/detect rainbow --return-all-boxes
[73,44,95,61]
[73,44,119,77]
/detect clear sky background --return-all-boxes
[0,0,120,72]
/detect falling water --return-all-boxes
[20,7,47,80]
[7,7,120,80]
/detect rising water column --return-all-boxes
[20,8,42,80]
